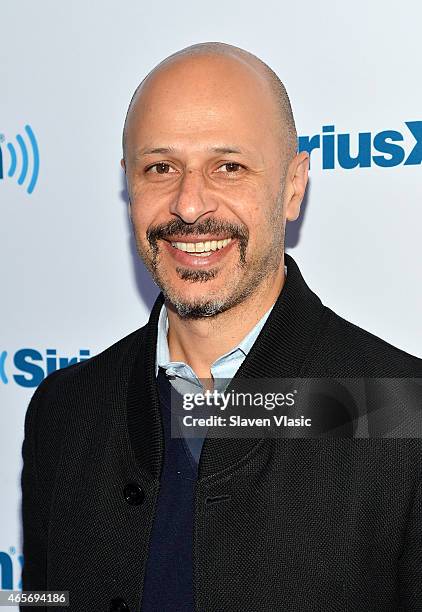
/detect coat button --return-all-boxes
[109,597,130,611]
[123,482,145,505]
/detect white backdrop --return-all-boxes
[1,0,421,597]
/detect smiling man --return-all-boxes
[21,42,422,612]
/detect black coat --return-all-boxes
[21,253,422,611]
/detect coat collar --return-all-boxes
[126,253,328,481]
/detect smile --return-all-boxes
[170,238,232,257]
[161,236,236,267]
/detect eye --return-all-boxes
[146,162,177,174]
[215,162,244,175]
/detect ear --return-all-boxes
[283,151,309,222]
[120,158,132,219]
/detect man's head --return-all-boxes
[121,42,309,318]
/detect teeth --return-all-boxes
[170,238,232,254]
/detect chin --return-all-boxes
[161,283,229,318]
[169,297,229,319]
[164,273,223,298]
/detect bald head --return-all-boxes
[122,42,297,166]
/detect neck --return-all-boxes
[166,259,285,380]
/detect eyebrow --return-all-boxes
[134,145,245,158]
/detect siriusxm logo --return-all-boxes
[298,121,422,169]
[0,348,90,388]
[0,548,22,590]
[0,125,39,194]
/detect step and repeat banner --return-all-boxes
[1,0,421,598]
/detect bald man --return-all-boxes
[21,43,422,612]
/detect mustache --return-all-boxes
[146,217,249,245]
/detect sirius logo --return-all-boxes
[0,125,40,194]
[298,121,422,170]
[0,348,91,388]
[0,548,23,590]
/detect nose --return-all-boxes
[170,169,218,224]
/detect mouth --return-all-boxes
[160,236,236,267]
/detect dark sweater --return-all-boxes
[140,368,199,610]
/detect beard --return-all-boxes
[132,196,284,319]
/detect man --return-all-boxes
[21,42,422,611]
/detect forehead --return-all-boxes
[124,54,280,155]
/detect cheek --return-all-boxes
[129,186,163,224]
[129,203,148,232]
[129,208,152,252]
[233,192,271,232]
[130,181,176,225]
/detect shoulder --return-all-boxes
[308,306,422,377]
[46,324,145,389]
[25,324,147,430]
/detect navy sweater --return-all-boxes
[140,368,205,611]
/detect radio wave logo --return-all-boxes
[0,125,40,194]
